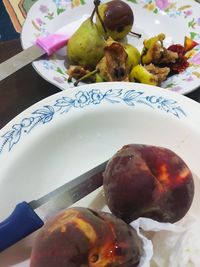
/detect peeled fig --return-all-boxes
[67,18,105,68]
[30,207,142,267]
[103,144,194,223]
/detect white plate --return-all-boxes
[0,82,200,266]
[21,0,200,95]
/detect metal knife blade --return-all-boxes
[0,160,107,252]
[0,15,88,82]
[30,160,107,220]
[0,45,44,82]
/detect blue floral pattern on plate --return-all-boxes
[0,88,186,154]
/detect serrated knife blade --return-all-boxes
[0,160,107,252]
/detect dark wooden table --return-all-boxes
[1,38,200,130]
[0,39,60,129]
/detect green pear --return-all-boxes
[129,65,158,85]
[96,3,108,38]
[67,18,106,68]
[95,73,106,82]
[124,44,141,70]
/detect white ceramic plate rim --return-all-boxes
[1,82,200,159]
[20,0,200,95]
[1,82,200,266]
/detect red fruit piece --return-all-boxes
[167,44,189,73]
[169,56,189,74]
[103,144,194,224]
[168,44,185,56]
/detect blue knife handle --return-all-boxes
[0,201,44,252]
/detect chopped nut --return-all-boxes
[157,48,178,65]
[144,63,170,84]
[67,65,90,80]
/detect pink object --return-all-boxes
[35,15,89,56]
[36,34,70,56]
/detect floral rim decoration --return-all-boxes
[0,88,186,155]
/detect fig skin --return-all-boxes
[103,144,194,223]
[30,207,142,267]
[96,0,134,40]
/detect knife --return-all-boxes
[0,14,89,82]
[0,160,107,252]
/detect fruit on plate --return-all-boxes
[67,17,105,68]
[69,38,130,85]
[141,33,165,65]
[129,64,171,85]
[96,38,129,82]
[124,44,141,70]
[66,0,193,86]
[103,144,194,223]
[30,207,143,267]
[167,44,189,74]
[96,0,134,40]
[129,64,158,85]
[184,36,198,53]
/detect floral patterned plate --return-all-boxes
[21,0,200,94]
[0,82,200,266]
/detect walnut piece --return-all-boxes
[145,63,170,84]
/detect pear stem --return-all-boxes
[90,8,96,23]
[94,0,107,34]
[130,31,142,38]
[91,0,101,22]
[74,69,99,86]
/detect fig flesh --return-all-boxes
[30,207,142,267]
